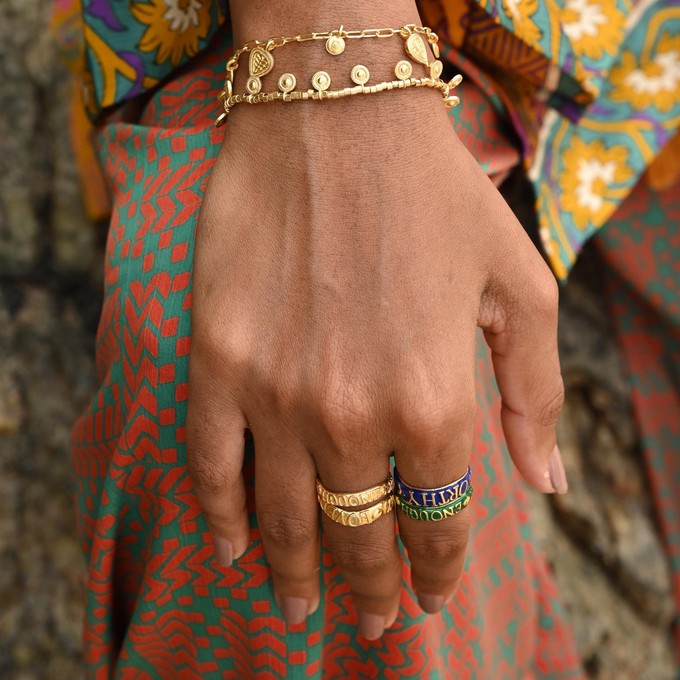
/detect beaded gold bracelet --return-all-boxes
[215,24,462,126]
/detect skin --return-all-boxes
[186,0,566,641]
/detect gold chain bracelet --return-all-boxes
[215,23,462,126]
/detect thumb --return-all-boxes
[479,268,568,494]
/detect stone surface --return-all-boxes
[0,1,675,678]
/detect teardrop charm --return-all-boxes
[405,33,429,66]
[249,47,275,78]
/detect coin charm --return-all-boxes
[326,34,346,55]
[278,72,297,93]
[350,64,370,85]
[430,60,443,79]
[395,60,413,80]
[249,47,274,78]
[405,33,429,66]
[311,70,331,91]
[246,76,262,95]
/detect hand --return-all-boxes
[186,89,565,639]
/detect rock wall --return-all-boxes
[0,1,675,678]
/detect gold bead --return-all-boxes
[445,95,460,108]
[395,60,413,80]
[215,112,228,127]
[430,60,443,79]
[311,70,331,91]
[326,34,346,55]
[350,64,370,85]
[278,72,297,93]
[432,42,440,58]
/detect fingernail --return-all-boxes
[417,592,445,614]
[548,445,568,494]
[358,612,385,640]
[281,597,309,626]
[213,536,233,567]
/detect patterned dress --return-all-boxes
[51,0,680,677]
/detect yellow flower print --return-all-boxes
[132,0,211,66]
[502,0,542,48]
[561,0,625,61]
[610,33,680,112]
[560,138,633,230]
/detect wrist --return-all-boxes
[228,1,423,44]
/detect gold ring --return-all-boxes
[318,494,395,527]
[316,473,394,508]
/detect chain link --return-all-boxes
[226,24,426,72]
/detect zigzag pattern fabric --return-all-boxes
[70,34,587,679]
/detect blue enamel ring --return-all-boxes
[393,466,472,508]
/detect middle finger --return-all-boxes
[313,420,402,640]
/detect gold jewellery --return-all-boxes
[317,473,395,527]
[215,24,463,126]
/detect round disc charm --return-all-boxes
[278,72,297,93]
[246,76,262,95]
[246,76,262,94]
[395,60,413,80]
[350,64,370,85]
[430,60,443,79]
[326,35,346,55]
[311,71,331,91]
[448,74,463,89]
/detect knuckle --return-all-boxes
[536,379,565,427]
[392,362,476,449]
[188,454,238,495]
[258,511,315,549]
[531,270,559,317]
[331,541,393,576]
[396,394,475,450]
[195,320,253,372]
[408,516,470,565]
[315,381,375,443]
